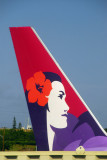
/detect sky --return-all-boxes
[0,0,107,129]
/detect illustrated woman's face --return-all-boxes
[47,81,69,128]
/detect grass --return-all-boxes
[9,144,36,151]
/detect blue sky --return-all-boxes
[0,0,107,128]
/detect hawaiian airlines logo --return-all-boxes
[26,71,69,129]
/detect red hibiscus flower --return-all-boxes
[26,71,52,106]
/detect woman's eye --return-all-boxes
[58,94,63,99]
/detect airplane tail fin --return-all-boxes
[10,27,107,151]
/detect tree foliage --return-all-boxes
[12,117,16,129]
[0,129,36,151]
[18,122,22,129]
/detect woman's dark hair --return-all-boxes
[25,72,61,151]
[43,72,61,83]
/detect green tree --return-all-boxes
[12,117,16,129]
[18,122,22,129]
[0,129,36,151]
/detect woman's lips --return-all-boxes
[61,114,68,117]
